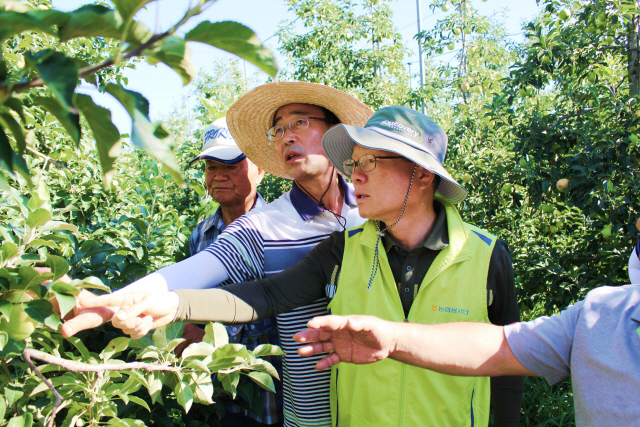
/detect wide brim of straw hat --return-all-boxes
[227,82,374,179]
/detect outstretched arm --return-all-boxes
[61,251,229,337]
[294,315,537,377]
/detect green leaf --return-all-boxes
[58,5,152,45]
[17,266,51,290]
[174,380,193,413]
[204,322,228,348]
[54,293,76,319]
[101,336,130,361]
[181,342,215,360]
[26,208,52,229]
[0,242,18,265]
[34,96,80,145]
[245,371,276,393]
[0,126,14,176]
[252,344,284,357]
[185,21,278,78]
[0,300,10,321]
[75,94,121,188]
[151,322,184,351]
[51,281,78,295]
[146,372,164,405]
[191,372,214,405]
[23,299,55,324]
[0,113,25,154]
[45,254,69,281]
[4,385,24,408]
[0,392,6,420]
[25,239,59,250]
[146,36,196,86]
[184,359,211,374]
[0,11,56,41]
[25,9,70,27]
[127,395,150,412]
[40,221,78,233]
[104,85,183,185]
[219,371,240,398]
[64,335,90,359]
[26,50,78,112]
[70,276,110,292]
[0,338,25,358]
[111,0,155,27]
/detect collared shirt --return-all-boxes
[187,193,275,423]
[505,284,640,426]
[203,175,363,427]
[188,193,266,257]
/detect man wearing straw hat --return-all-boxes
[63,82,374,427]
[72,106,523,426]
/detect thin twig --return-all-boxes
[26,146,67,169]
[23,348,181,427]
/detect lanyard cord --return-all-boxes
[295,166,347,231]
[367,165,418,291]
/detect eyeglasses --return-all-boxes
[267,116,329,141]
[342,154,405,176]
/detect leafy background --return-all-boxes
[0,0,638,426]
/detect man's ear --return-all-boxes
[415,167,436,192]
[256,168,266,186]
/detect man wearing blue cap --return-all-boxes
[76,106,523,426]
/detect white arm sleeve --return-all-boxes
[116,251,230,293]
[629,246,640,284]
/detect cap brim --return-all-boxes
[227,82,374,179]
[322,124,468,204]
[189,146,245,167]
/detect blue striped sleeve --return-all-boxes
[204,215,265,282]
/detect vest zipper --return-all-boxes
[398,359,406,427]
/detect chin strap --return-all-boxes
[366,165,417,291]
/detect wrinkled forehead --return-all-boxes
[273,103,324,125]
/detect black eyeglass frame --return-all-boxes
[342,154,406,176]
[266,116,329,141]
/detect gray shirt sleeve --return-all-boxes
[504,300,584,385]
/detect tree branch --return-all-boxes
[23,348,180,427]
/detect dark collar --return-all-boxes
[382,200,449,252]
[290,175,356,221]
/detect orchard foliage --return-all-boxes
[0,0,283,426]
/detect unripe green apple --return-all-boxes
[556,178,569,192]
[464,27,471,35]
[597,12,607,22]
[602,224,613,239]
[542,55,551,64]
[605,36,614,44]
[0,292,38,341]
[441,3,450,12]
[462,173,472,183]
[447,42,455,50]
[539,204,553,213]
[436,47,444,54]
[453,28,461,36]
[525,85,534,96]
[549,225,559,234]
[630,134,638,143]
[502,183,513,193]
[559,9,571,21]
[519,88,528,97]
[461,81,470,91]
[588,71,596,83]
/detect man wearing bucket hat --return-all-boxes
[63,82,374,427]
[73,106,523,426]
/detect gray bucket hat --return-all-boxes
[322,105,467,204]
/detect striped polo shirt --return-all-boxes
[205,175,364,427]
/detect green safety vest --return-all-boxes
[328,199,496,427]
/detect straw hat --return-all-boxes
[226,82,374,179]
